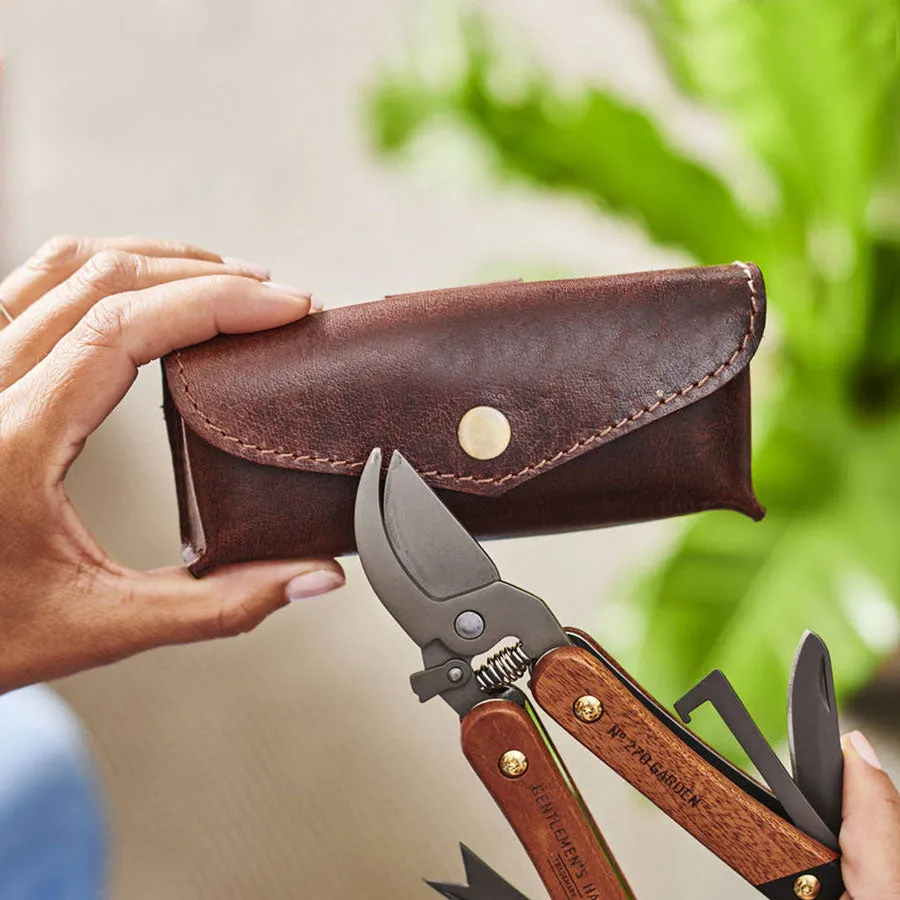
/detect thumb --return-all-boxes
[116,559,346,652]
[839,731,900,900]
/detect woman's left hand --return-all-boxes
[0,235,345,693]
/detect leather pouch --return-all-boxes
[162,262,766,574]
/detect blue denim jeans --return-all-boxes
[0,686,106,900]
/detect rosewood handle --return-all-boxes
[530,637,841,894]
[461,698,635,900]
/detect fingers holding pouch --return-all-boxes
[0,251,272,390]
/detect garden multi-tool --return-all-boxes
[354,449,844,900]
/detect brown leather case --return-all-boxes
[162,262,766,574]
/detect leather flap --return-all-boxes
[163,262,765,498]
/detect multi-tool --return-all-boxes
[354,449,845,900]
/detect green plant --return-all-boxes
[367,2,900,756]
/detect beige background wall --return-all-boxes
[0,3,895,899]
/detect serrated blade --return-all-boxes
[426,845,530,900]
[787,631,843,837]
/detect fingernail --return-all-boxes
[310,295,325,312]
[222,256,271,280]
[848,731,884,771]
[285,569,345,602]
[262,281,312,301]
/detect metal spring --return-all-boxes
[475,642,531,692]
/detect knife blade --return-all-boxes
[787,631,843,838]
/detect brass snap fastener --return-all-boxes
[457,406,511,460]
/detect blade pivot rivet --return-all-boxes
[499,750,528,778]
[447,666,464,683]
[455,611,485,640]
[573,695,604,723]
[793,874,821,899]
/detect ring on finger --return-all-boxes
[0,298,14,324]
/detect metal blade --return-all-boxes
[354,448,441,649]
[383,450,499,600]
[426,845,530,900]
[788,631,843,837]
[354,448,568,714]
[676,669,839,850]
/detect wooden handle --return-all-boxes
[530,640,839,887]
[461,698,634,900]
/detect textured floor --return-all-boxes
[1,2,897,898]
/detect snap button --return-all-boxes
[457,406,511,460]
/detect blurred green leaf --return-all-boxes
[644,0,899,366]
[368,79,441,156]
[646,0,897,222]
[368,22,766,265]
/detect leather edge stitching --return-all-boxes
[174,352,366,469]
[172,261,759,485]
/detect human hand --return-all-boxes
[840,730,900,899]
[0,235,345,693]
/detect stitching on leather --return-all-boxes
[174,353,367,470]
[173,261,759,485]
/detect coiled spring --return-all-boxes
[474,642,531,692]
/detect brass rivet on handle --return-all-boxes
[573,695,604,723]
[498,750,528,779]
[458,406,511,460]
[793,874,821,899]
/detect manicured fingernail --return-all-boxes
[262,281,312,300]
[285,569,345,602]
[310,295,325,312]
[848,731,884,771]
[222,256,271,279]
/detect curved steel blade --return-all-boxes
[426,845,530,900]
[354,447,568,717]
[788,631,843,837]
[383,450,499,600]
[354,448,439,648]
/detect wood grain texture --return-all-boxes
[530,645,838,886]
[461,699,634,900]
